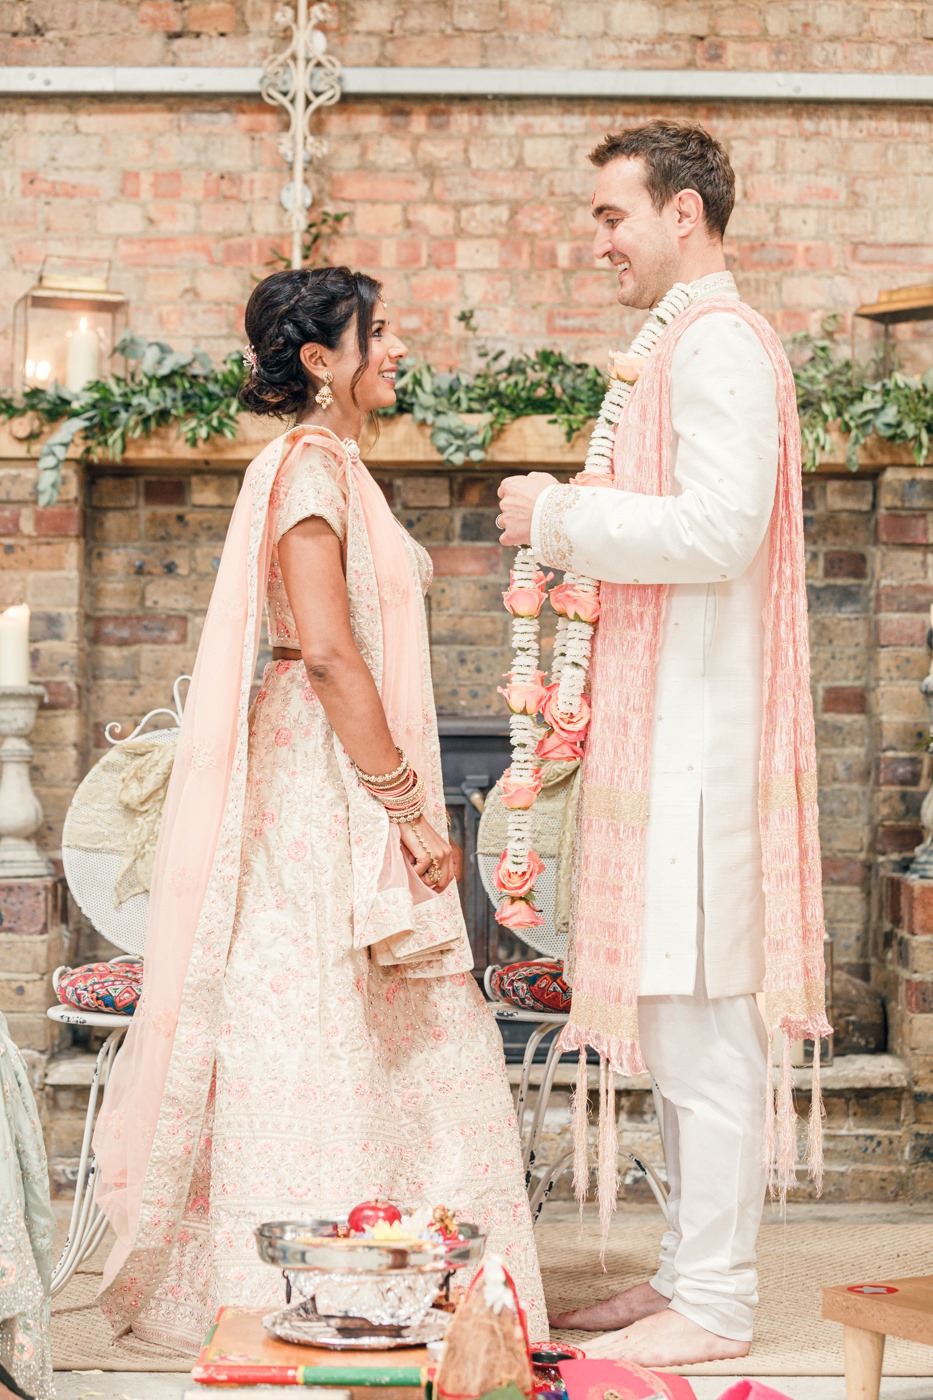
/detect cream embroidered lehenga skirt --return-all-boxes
[129,661,547,1349]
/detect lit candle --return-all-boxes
[0,605,30,687]
[65,317,100,392]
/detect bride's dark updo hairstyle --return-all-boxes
[239,265,383,418]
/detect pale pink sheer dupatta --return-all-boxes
[93,427,469,1312]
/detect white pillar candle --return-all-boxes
[0,606,30,687]
[65,317,100,392]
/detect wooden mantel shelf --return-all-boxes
[0,415,921,474]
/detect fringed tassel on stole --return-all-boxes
[763,1029,827,1202]
[570,1048,589,1216]
[596,1056,618,1266]
[807,1044,825,1197]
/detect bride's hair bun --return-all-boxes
[239,265,383,418]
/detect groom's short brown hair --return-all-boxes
[589,120,735,239]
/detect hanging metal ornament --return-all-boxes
[260,1,343,270]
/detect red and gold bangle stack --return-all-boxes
[355,747,427,825]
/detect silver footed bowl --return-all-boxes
[254,1219,486,1331]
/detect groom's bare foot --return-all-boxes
[583,1307,750,1365]
[549,1281,668,1331]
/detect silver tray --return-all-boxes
[255,1219,486,1274]
[262,1306,450,1350]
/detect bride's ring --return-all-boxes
[427,858,442,886]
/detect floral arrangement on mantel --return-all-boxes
[0,318,930,506]
[491,284,693,928]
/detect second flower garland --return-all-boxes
[493,283,694,928]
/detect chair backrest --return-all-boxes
[476,852,567,960]
[61,678,189,956]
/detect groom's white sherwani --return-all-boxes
[531,272,778,999]
[529,272,778,1342]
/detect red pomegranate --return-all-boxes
[347,1200,402,1233]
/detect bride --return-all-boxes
[92,265,547,1350]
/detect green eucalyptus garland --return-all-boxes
[1,319,930,505]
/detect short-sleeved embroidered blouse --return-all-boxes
[266,445,432,648]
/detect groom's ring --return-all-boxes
[496,514,504,530]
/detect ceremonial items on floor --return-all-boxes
[495,287,693,926]
[192,1305,430,1388]
[557,1358,697,1400]
[254,1208,485,1349]
[433,1258,534,1400]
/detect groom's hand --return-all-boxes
[497,472,559,547]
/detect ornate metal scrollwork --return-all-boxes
[260,1,342,268]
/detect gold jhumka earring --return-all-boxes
[315,371,334,410]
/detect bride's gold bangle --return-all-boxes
[355,745,408,788]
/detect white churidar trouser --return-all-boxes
[637,892,769,1342]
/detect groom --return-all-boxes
[497,121,825,1366]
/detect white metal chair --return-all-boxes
[477,809,669,1224]
[47,678,188,1295]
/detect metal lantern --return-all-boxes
[12,257,128,395]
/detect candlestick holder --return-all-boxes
[0,684,53,878]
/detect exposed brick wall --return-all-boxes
[82,466,556,745]
[2,1,930,72]
[0,460,87,849]
[2,90,932,381]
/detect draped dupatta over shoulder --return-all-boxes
[93,426,471,1328]
[557,300,832,1220]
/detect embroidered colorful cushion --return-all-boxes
[487,960,570,1015]
[55,959,144,1015]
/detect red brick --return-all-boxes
[823,550,868,579]
[821,857,869,889]
[823,686,867,714]
[877,513,929,545]
[91,615,187,645]
[41,681,79,710]
[876,615,928,647]
[144,479,187,506]
[138,1,183,31]
[877,824,924,856]
[905,980,933,1014]
[878,586,933,614]
[878,755,923,787]
[427,546,504,577]
[0,508,21,535]
[906,881,933,936]
[186,2,236,33]
[34,506,83,537]
[0,881,55,934]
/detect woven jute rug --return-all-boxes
[52,1213,933,1375]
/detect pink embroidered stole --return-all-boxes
[558,297,831,1212]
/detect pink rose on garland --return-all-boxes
[498,670,548,716]
[608,350,645,383]
[536,728,584,762]
[573,470,615,488]
[493,848,545,898]
[542,686,591,740]
[550,582,601,625]
[496,895,545,929]
[497,765,543,810]
[502,569,553,619]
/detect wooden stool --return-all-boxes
[822,1274,933,1400]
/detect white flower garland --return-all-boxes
[495,283,693,923]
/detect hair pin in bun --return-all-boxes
[242,344,258,369]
